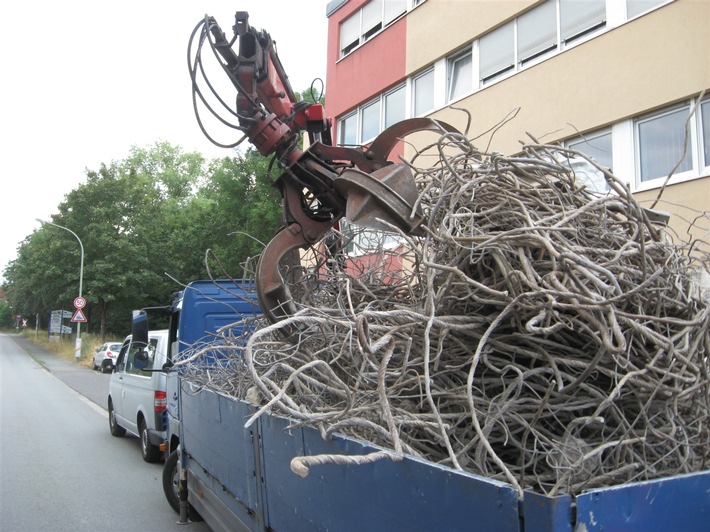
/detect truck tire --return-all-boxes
[163,450,202,521]
[140,418,162,463]
[109,400,126,437]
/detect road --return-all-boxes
[0,333,210,532]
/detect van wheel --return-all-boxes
[163,450,202,521]
[140,419,162,463]
[109,400,126,437]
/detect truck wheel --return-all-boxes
[163,450,181,514]
[109,400,126,437]
[163,450,202,521]
[140,419,162,463]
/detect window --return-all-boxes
[413,69,435,116]
[701,99,710,168]
[517,0,557,65]
[127,338,158,375]
[340,15,360,56]
[384,85,406,129]
[560,0,606,44]
[567,130,613,192]
[448,49,473,102]
[339,112,358,145]
[478,0,610,86]
[339,0,408,57]
[479,21,514,83]
[636,105,692,182]
[361,100,381,142]
[384,0,407,24]
[362,0,383,41]
[627,0,667,19]
[564,97,707,192]
[338,84,406,145]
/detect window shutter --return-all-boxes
[561,0,606,42]
[384,0,406,25]
[479,22,514,80]
[340,15,359,55]
[627,0,666,19]
[517,1,557,63]
[362,0,383,39]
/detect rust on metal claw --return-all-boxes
[256,117,462,327]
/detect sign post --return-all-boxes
[72,297,87,359]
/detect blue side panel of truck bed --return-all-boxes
[182,387,710,532]
[575,469,710,531]
[181,387,261,528]
[258,412,521,531]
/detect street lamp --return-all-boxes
[37,218,84,361]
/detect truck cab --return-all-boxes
[163,280,261,460]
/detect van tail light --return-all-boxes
[154,391,167,412]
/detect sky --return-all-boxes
[0,0,329,282]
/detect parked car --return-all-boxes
[108,330,168,462]
[93,342,122,373]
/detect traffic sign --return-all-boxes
[74,297,86,309]
[71,309,87,323]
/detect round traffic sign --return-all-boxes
[74,297,86,309]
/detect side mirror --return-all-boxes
[132,310,149,347]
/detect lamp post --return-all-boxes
[37,219,84,361]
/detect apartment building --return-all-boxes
[324,0,710,253]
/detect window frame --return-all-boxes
[413,68,436,116]
[360,99,382,144]
[634,103,695,185]
[447,47,474,103]
[337,83,407,146]
[565,128,614,193]
[562,96,708,194]
[700,97,710,171]
[338,111,358,146]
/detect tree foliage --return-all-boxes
[3,139,283,337]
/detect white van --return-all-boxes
[108,330,168,462]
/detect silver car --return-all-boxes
[92,342,122,373]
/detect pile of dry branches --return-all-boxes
[179,132,710,496]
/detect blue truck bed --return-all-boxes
[180,386,709,532]
[168,280,709,531]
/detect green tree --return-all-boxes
[4,142,208,337]
[199,148,282,277]
[3,86,322,336]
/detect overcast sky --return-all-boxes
[0,0,329,282]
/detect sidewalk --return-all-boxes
[10,333,84,374]
[10,333,111,411]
